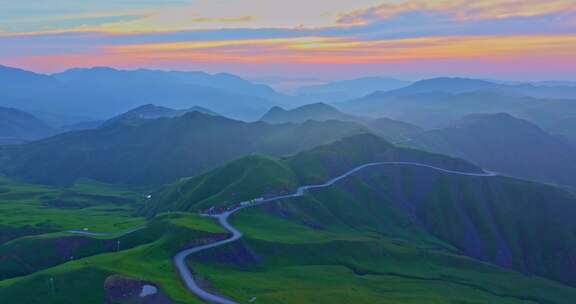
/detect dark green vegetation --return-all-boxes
[0,177,144,244]
[260,102,422,142]
[143,134,576,303]
[0,212,224,304]
[2,134,576,303]
[0,106,55,144]
[407,113,576,187]
[0,111,367,185]
[0,173,221,303]
[148,134,479,213]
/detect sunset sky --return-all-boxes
[2,0,576,80]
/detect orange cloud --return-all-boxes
[7,34,575,76]
[103,34,576,64]
[339,0,576,24]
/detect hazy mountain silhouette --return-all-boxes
[0,65,296,121]
[0,111,368,185]
[103,104,219,127]
[0,106,55,144]
[297,77,410,102]
[339,82,576,128]
[408,113,576,186]
[260,102,422,141]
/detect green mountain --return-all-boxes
[142,134,576,301]
[407,113,576,187]
[0,106,55,144]
[260,103,422,142]
[147,133,479,214]
[0,111,367,185]
[2,134,576,303]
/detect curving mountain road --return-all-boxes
[174,161,496,304]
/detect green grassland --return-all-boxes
[186,196,576,304]
[0,176,146,237]
[2,134,576,303]
[0,212,224,304]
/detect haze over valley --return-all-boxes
[2,1,576,304]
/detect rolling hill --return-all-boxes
[144,134,576,300]
[0,111,368,185]
[2,134,576,303]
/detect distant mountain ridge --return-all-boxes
[0,65,295,121]
[260,102,422,142]
[407,113,576,186]
[339,80,576,129]
[0,65,58,89]
[103,104,219,127]
[296,76,410,102]
[371,77,496,97]
[0,106,55,144]
[0,111,368,185]
[261,102,359,124]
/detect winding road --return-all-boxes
[173,161,497,304]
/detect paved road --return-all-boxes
[65,225,145,237]
[174,161,496,304]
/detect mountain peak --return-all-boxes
[104,104,220,127]
[0,65,58,87]
[260,102,348,124]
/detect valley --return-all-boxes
[1,56,576,303]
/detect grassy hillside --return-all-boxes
[0,212,225,304]
[185,203,576,303]
[0,177,145,245]
[147,134,479,214]
[144,134,576,300]
[3,133,576,303]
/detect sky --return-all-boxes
[1,0,576,80]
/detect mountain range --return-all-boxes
[0,65,298,121]
[0,111,367,185]
[338,78,576,129]
[148,134,576,292]
[296,77,411,102]
[260,102,422,142]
